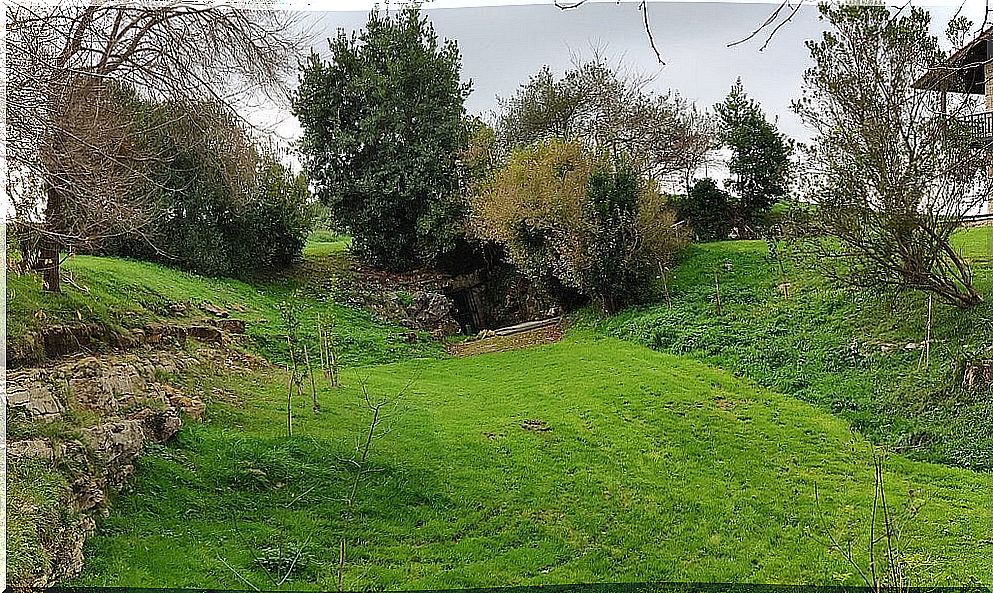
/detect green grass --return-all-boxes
[302,232,352,258]
[73,334,991,588]
[8,460,80,584]
[6,239,443,368]
[11,230,993,588]
[589,228,993,470]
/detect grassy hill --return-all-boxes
[6,235,443,368]
[592,228,993,471]
[8,231,993,588]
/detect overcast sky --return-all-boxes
[267,1,980,152]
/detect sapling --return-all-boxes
[317,311,340,387]
[813,449,919,591]
[334,376,412,590]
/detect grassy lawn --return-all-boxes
[73,334,990,588]
[592,227,993,471]
[6,242,442,368]
[302,231,352,258]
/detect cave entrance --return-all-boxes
[448,288,484,335]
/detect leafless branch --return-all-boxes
[215,552,261,592]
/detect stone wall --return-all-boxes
[7,349,207,586]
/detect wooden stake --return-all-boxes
[920,295,932,369]
[714,269,722,316]
[328,322,339,387]
[317,312,326,369]
[303,343,320,413]
[659,261,672,310]
[285,362,293,437]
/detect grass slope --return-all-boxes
[592,228,993,470]
[6,235,441,585]
[6,234,443,367]
[74,334,991,589]
[10,232,992,587]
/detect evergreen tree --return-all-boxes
[715,79,792,235]
[293,6,471,270]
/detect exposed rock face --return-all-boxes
[215,318,246,334]
[7,381,65,420]
[188,324,223,343]
[7,320,247,368]
[201,302,230,318]
[404,291,461,336]
[6,348,209,587]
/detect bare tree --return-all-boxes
[5,2,303,291]
[495,56,719,189]
[553,0,664,64]
[791,4,992,308]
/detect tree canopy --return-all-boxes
[293,6,472,271]
[715,79,793,234]
[471,140,688,313]
[495,58,718,186]
[792,4,991,308]
[101,99,312,276]
[6,3,301,291]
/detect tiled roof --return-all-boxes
[913,26,992,93]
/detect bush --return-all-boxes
[675,178,733,241]
[471,140,688,313]
[104,100,312,276]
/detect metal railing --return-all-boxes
[962,111,993,141]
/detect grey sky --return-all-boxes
[279,1,974,149]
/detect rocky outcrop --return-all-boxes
[7,319,246,369]
[404,291,461,335]
[6,348,209,587]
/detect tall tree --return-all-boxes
[715,78,793,235]
[6,2,301,291]
[292,6,471,271]
[793,4,991,308]
[495,58,719,188]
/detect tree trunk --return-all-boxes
[40,185,63,293]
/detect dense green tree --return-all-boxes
[104,99,312,276]
[715,79,792,234]
[292,6,471,271]
[676,178,733,241]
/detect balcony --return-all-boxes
[962,111,993,142]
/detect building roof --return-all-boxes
[913,26,992,94]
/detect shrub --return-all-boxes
[104,100,312,277]
[675,178,733,241]
[471,140,688,313]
